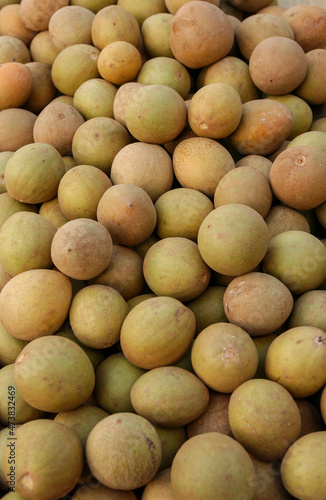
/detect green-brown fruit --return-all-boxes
[120,296,195,369]
[2,419,83,500]
[0,193,36,229]
[141,467,174,500]
[223,272,293,336]
[0,269,72,341]
[69,284,129,349]
[143,237,211,302]
[48,5,95,51]
[186,392,232,438]
[86,413,162,490]
[197,56,259,103]
[130,366,209,427]
[188,83,242,139]
[288,290,326,331]
[191,322,258,393]
[125,84,187,144]
[39,196,70,229]
[0,320,28,367]
[51,43,100,96]
[197,204,269,276]
[57,164,112,220]
[265,326,326,398]
[170,432,256,500]
[94,352,145,413]
[186,286,228,335]
[228,379,302,462]
[281,431,326,500]
[141,13,174,58]
[0,212,56,276]
[266,94,313,140]
[13,336,95,413]
[154,426,187,471]
[0,364,44,425]
[54,404,109,447]
[72,117,131,175]
[137,56,191,99]
[4,142,65,204]
[91,5,141,50]
[262,230,326,294]
[73,78,117,120]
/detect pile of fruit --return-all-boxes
[0,0,326,499]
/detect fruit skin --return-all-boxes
[86,413,162,490]
[228,378,302,462]
[262,230,326,294]
[0,269,72,341]
[197,204,269,276]
[2,418,83,500]
[265,326,326,398]
[280,431,326,500]
[170,432,256,500]
[191,322,259,393]
[13,335,95,413]
[120,296,196,370]
[130,366,209,427]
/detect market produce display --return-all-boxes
[0,0,326,499]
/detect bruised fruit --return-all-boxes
[143,237,211,302]
[130,366,209,427]
[281,431,326,500]
[0,269,72,341]
[223,272,294,336]
[13,335,95,412]
[2,418,83,500]
[170,432,256,500]
[265,326,326,398]
[120,295,196,369]
[197,204,269,276]
[51,218,113,281]
[191,322,258,393]
[86,413,162,490]
[228,378,301,462]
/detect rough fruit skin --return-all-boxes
[170,432,256,500]
[86,413,162,490]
